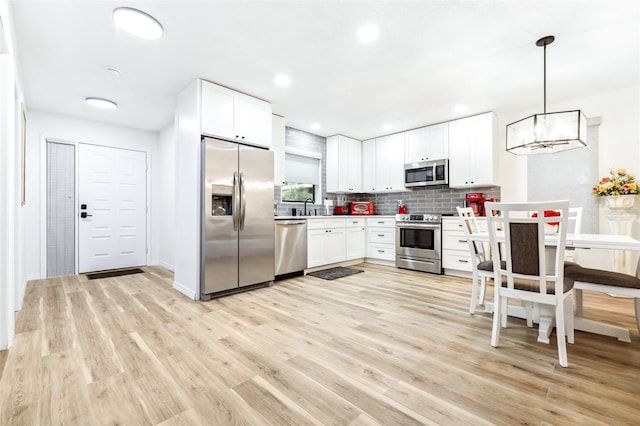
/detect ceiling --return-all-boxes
[9,1,640,141]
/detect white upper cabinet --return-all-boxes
[404,122,449,163]
[375,133,406,192]
[272,114,286,186]
[326,135,362,193]
[448,112,497,188]
[361,139,376,192]
[200,80,272,149]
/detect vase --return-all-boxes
[604,195,636,211]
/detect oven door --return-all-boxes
[395,223,441,260]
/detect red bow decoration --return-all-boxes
[531,210,561,226]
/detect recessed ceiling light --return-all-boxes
[274,74,291,87]
[454,104,468,113]
[383,124,393,132]
[113,7,163,40]
[310,123,321,131]
[85,97,118,109]
[357,24,379,43]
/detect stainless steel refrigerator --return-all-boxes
[201,137,275,299]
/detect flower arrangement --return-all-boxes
[592,168,638,197]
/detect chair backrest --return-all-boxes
[485,200,570,297]
[456,206,487,262]
[568,207,583,234]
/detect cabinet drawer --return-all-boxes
[368,228,395,244]
[443,231,470,251]
[307,218,346,230]
[442,218,465,231]
[367,243,395,261]
[442,250,473,272]
[366,217,395,228]
[346,218,365,227]
[442,217,487,231]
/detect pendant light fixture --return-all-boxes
[506,36,587,155]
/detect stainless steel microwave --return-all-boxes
[404,159,448,187]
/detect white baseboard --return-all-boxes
[173,280,198,300]
[26,273,41,281]
[159,261,175,272]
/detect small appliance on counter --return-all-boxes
[333,205,347,215]
[466,193,486,216]
[397,200,407,214]
[350,201,375,215]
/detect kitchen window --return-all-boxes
[281,149,321,203]
[281,183,315,203]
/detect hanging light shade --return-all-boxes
[506,36,587,155]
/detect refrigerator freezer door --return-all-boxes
[238,145,275,287]
[202,138,239,295]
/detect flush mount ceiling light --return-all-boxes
[113,7,163,40]
[357,24,379,43]
[85,97,117,109]
[506,35,587,155]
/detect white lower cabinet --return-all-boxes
[365,217,396,262]
[442,217,487,274]
[307,218,346,268]
[345,218,365,260]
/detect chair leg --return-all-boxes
[470,269,479,314]
[574,288,583,316]
[525,301,533,328]
[501,296,508,328]
[479,276,487,305]
[491,291,501,347]
[555,301,568,367]
[634,297,640,332]
[564,294,574,344]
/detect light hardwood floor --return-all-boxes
[0,264,638,425]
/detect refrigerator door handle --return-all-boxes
[239,172,247,231]
[233,172,239,231]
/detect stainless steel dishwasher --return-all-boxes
[275,219,308,276]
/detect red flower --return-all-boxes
[531,210,561,226]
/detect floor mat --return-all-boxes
[307,266,364,280]
[86,268,144,280]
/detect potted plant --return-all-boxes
[592,168,638,210]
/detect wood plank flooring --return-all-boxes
[0,264,639,425]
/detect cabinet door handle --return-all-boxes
[378,234,385,237]
[458,259,469,263]
[458,239,467,243]
[378,250,385,253]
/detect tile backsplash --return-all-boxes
[274,126,501,216]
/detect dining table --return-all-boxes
[466,231,640,343]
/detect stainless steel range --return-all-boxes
[395,213,442,274]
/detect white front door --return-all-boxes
[78,144,147,273]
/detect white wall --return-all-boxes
[24,110,162,279]
[158,123,176,270]
[0,0,24,350]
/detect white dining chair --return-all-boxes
[456,206,494,314]
[565,258,640,338]
[486,200,575,367]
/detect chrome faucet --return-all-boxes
[304,199,313,216]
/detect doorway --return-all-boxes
[46,141,148,276]
[78,143,147,273]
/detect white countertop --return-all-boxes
[275,215,395,220]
